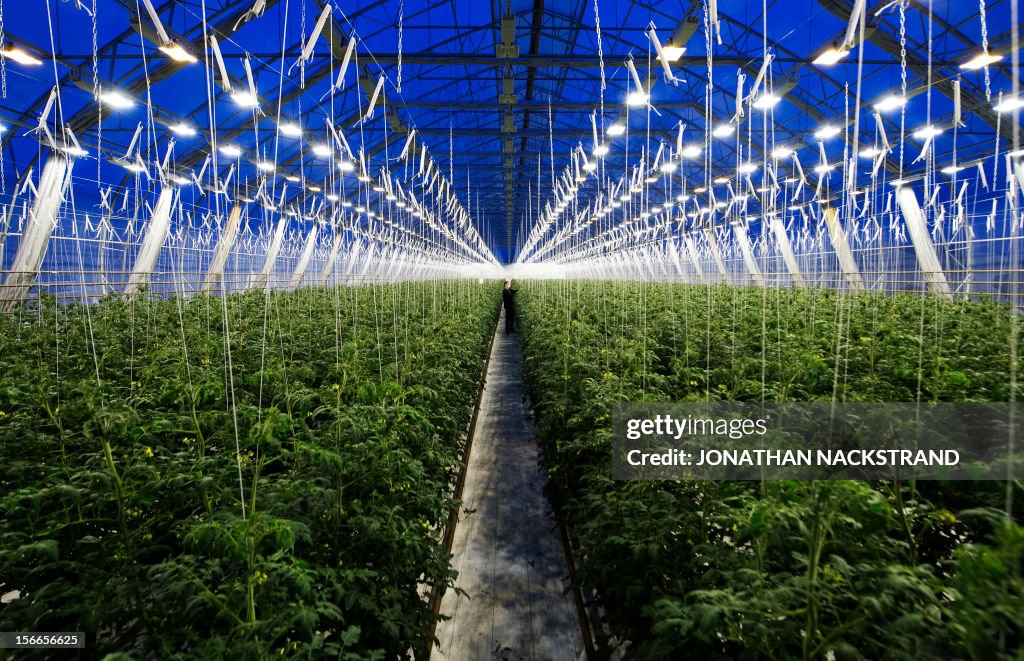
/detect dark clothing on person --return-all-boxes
[503,287,516,333]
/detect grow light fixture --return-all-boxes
[860,146,881,158]
[583,161,598,172]
[661,45,685,62]
[99,89,135,109]
[660,161,678,173]
[285,175,301,183]
[961,51,1001,70]
[738,162,758,174]
[1,43,42,66]
[123,161,146,174]
[874,95,907,112]
[172,174,190,186]
[771,146,793,159]
[372,183,385,192]
[814,164,835,174]
[308,185,322,193]
[681,144,702,159]
[941,164,964,175]
[279,123,303,137]
[256,161,275,172]
[813,47,848,66]
[627,91,649,107]
[752,93,781,110]
[159,41,198,63]
[357,173,371,182]
[712,123,735,138]
[310,144,331,157]
[912,125,942,140]
[62,145,88,157]
[342,200,353,207]
[994,97,1024,113]
[714,201,727,209]
[694,186,708,193]
[619,193,632,202]
[645,175,659,183]
[169,122,196,137]
[676,193,690,201]
[338,159,356,172]
[713,176,729,184]
[593,144,610,157]
[814,125,841,139]
[607,122,626,137]
[218,144,242,158]
[230,90,259,108]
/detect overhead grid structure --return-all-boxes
[0,0,1015,302]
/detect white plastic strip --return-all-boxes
[732,222,763,285]
[335,36,357,89]
[289,223,320,290]
[201,204,243,293]
[895,185,952,297]
[363,75,386,122]
[647,25,679,84]
[252,216,288,290]
[769,215,805,286]
[124,187,177,295]
[139,0,171,44]
[822,205,865,291]
[843,0,867,49]
[209,35,232,92]
[0,153,71,310]
[300,4,332,63]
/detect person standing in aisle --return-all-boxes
[502,280,517,333]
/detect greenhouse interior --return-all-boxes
[0,0,1022,658]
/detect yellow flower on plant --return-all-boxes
[144,447,154,458]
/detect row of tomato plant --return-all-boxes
[517,280,1022,660]
[0,280,499,659]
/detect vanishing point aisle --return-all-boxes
[433,310,584,660]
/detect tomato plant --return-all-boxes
[0,281,499,659]
[518,280,1022,660]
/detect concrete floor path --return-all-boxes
[433,311,584,661]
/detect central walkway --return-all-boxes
[433,311,584,661]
